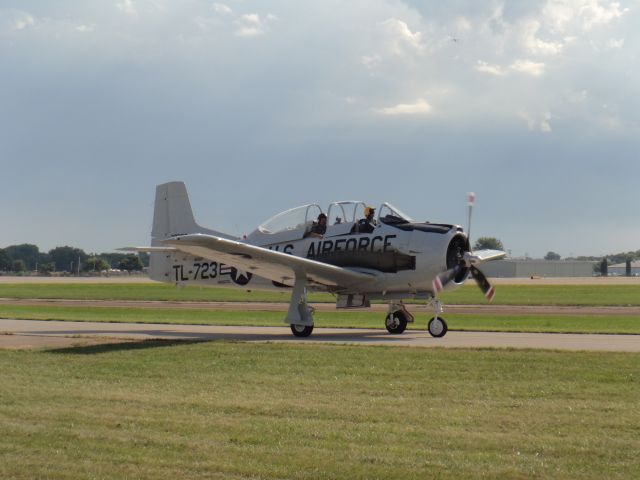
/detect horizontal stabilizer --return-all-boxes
[464,249,506,265]
[118,246,177,254]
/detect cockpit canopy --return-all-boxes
[258,204,323,234]
[257,201,413,235]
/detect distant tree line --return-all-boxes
[0,243,149,274]
[470,237,639,275]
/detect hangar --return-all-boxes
[482,259,595,278]
[608,261,640,276]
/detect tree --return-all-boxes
[12,259,26,273]
[83,256,110,272]
[38,262,55,275]
[5,244,40,270]
[0,249,10,271]
[473,237,504,251]
[118,255,144,272]
[99,253,128,268]
[544,251,561,261]
[48,246,88,273]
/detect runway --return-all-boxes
[1,319,639,352]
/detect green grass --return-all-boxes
[1,282,640,305]
[1,342,638,479]
[0,282,312,302]
[2,305,640,334]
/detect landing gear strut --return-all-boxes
[286,274,315,337]
[426,297,448,338]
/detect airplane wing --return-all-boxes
[129,234,378,289]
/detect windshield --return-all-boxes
[378,203,413,225]
[259,204,323,234]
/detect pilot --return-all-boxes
[357,206,376,233]
[306,213,327,238]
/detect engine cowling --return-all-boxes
[446,234,470,284]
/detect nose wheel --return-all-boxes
[426,298,448,338]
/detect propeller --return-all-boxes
[469,265,495,301]
[432,257,496,301]
[431,192,496,302]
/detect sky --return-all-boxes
[1,0,639,258]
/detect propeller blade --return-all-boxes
[432,266,460,294]
[470,265,496,302]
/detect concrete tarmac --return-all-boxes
[1,319,639,352]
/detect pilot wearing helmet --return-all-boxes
[306,213,328,238]
[357,206,376,234]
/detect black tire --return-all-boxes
[428,317,448,338]
[385,311,408,334]
[290,324,314,337]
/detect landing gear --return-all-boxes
[428,316,448,338]
[385,311,408,334]
[426,297,448,338]
[285,274,315,337]
[291,324,314,337]
[385,302,414,334]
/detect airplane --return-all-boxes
[123,182,505,338]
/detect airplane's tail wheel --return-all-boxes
[291,324,314,337]
[385,311,408,334]
[428,317,448,338]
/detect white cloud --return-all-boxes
[374,98,432,116]
[607,37,624,48]
[510,59,546,76]
[543,0,626,33]
[116,0,137,17]
[455,16,472,33]
[11,12,35,31]
[75,24,94,33]
[477,59,545,77]
[212,3,233,15]
[360,54,382,69]
[520,19,564,56]
[234,13,276,37]
[520,111,553,132]
[381,18,424,55]
[476,60,506,76]
[566,89,588,103]
[578,0,626,30]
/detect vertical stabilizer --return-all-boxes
[149,181,234,282]
[152,182,199,242]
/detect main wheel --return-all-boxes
[385,311,408,334]
[428,317,448,338]
[291,324,314,337]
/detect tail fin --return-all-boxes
[149,181,234,281]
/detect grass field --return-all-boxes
[2,282,640,305]
[2,304,640,334]
[1,341,638,479]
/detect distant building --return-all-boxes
[482,259,595,278]
[608,262,640,276]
